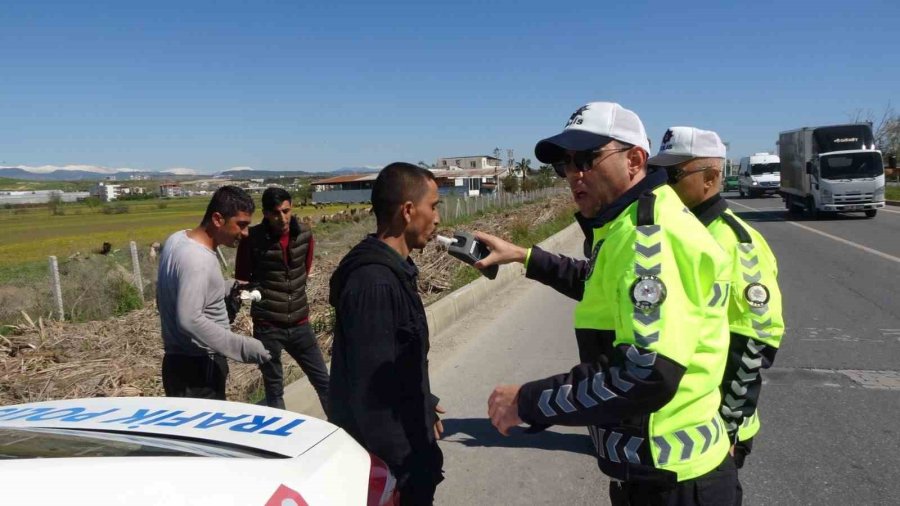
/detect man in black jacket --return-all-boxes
[234,187,329,413]
[329,162,445,506]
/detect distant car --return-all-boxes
[0,397,398,506]
[723,175,740,192]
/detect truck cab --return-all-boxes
[738,153,781,197]
[778,124,885,219]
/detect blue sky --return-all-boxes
[1,0,897,173]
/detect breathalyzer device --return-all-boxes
[436,231,499,280]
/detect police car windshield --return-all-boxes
[0,427,277,459]
[820,152,883,180]
[750,163,779,175]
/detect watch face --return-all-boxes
[631,275,667,311]
[744,282,770,307]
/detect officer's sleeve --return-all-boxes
[524,246,588,301]
[719,239,784,438]
[517,228,703,427]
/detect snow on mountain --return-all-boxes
[161,167,198,176]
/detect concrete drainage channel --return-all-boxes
[282,221,583,418]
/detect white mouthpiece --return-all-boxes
[435,235,457,247]
[240,290,262,302]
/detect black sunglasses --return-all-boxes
[665,164,718,184]
[552,147,632,177]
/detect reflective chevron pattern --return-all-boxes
[720,333,767,434]
[652,417,723,465]
[707,281,730,308]
[590,428,646,465]
[633,224,662,347]
[534,346,660,421]
[719,241,773,434]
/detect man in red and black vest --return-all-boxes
[235,187,329,413]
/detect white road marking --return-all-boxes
[728,199,900,265]
[879,207,900,214]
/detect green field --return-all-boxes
[886,185,900,201]
[0,196,364,279]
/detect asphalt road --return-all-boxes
[427,193,900,505]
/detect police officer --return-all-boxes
[478,102,737,505]
[649,126,785,504]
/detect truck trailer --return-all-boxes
[778,123,885,219]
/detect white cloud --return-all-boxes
[225,166,254,172]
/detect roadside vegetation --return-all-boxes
[0,190,575,404]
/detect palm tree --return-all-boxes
[515,158,532,179]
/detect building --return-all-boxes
[159,183,184,198]
[92,182,121,202]
[119,186,145,196]
[435,155,502,170]
[310,167,502,203]
[310,174,377,203]
[0,190,90,206]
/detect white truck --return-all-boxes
[738,153,781,197]
[778,123,885,219]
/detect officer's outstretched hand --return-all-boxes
[473,231,527,270]
[488,384,523,436]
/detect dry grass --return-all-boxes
[1,194,575,405]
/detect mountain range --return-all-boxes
[0,166,381,181]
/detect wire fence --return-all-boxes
[0,186,568,327]
[439,187,566,226]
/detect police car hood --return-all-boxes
[0,397,337,457]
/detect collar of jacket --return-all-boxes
[261,215,301,240]
[328,234,419,307]
[574,167,668,236]
[690,194,728,227]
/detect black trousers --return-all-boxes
[733,438,754,506]
[609,455,739,506]
[162,353,229,400]
[398,445,444,506]
[254,322,330,413]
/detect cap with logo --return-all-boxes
[534,102,651,164]
[647,126,726,167]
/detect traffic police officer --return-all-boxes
[478,102,738,505]
[649,126,785,504]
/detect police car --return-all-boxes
[0,397,398,505]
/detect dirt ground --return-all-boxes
[0,194,574,405]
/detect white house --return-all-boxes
[435,155,502,171]
[92,182,121,202]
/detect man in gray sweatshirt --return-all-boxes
[157,186,271,400]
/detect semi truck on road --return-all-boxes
[778,123,885,219]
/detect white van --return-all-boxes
[738,153,781,197]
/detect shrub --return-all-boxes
[501,174,520,193]
[110,278,143,316]
[101,203,130,215]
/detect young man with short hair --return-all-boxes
[157,185,271,400]
[234,187,329,413]
[329,162,445,505]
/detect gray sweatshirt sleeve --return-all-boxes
[175,262,270,364]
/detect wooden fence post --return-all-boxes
[130,241,145,302]
[48,256,64,321]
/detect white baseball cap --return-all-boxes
[647,126,726,167]
[534,102,651,164]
